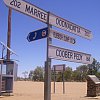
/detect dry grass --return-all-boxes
[0,81,100,100]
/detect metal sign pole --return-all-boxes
[63,65,65,94]
[0,60,3,95]
[44,12,52,100]
[54,66,56,94]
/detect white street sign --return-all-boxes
[48,45,93,64]
[49,13,93,40]
[49,28,76,44]
[3,0,48,23]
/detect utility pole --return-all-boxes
[7,8,12,60]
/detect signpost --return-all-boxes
[44,12,52,100]
[49,13,93,40]
[3,0,48,23]
[49,28,76,44]
[27,27,48,42]
[3,0,93,100]
[48,45,93,64]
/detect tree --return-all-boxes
[64,67,72,81]
[22,71,28,81]
[56,72,63,82]
[51,70,62,82]
[72,65,88,82]
[72,70,81,81]
[33,66,44,81]
[29,70,34,81]
[88,58,100,76]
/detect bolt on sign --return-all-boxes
[3,0,48,23]
[48,45,93,64]
[49,13,93,40]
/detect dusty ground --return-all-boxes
[0,81,100,100]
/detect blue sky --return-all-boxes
[0,0,100,77]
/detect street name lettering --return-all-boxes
[56,18,80,33]
[48,45,93,64]
[25,4,47,21]
[49,29,76,44]
[49,13,93,40]
[56,49,82,60]
[4,0,48,23]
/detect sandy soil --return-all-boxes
[0,81,100,100]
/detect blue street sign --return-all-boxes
[27,27,48,42]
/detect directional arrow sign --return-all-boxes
[3,0,48,23]
[49,28,76,44]
[48,45,93,64]
[27,27,48,42]
[49,13,93,40]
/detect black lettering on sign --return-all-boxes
[56,49,74,59]
[86,56,90,61]
[56,18,81,33]
[25,5,47,21]
[10,0,21,8]
[74,53,82,60]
